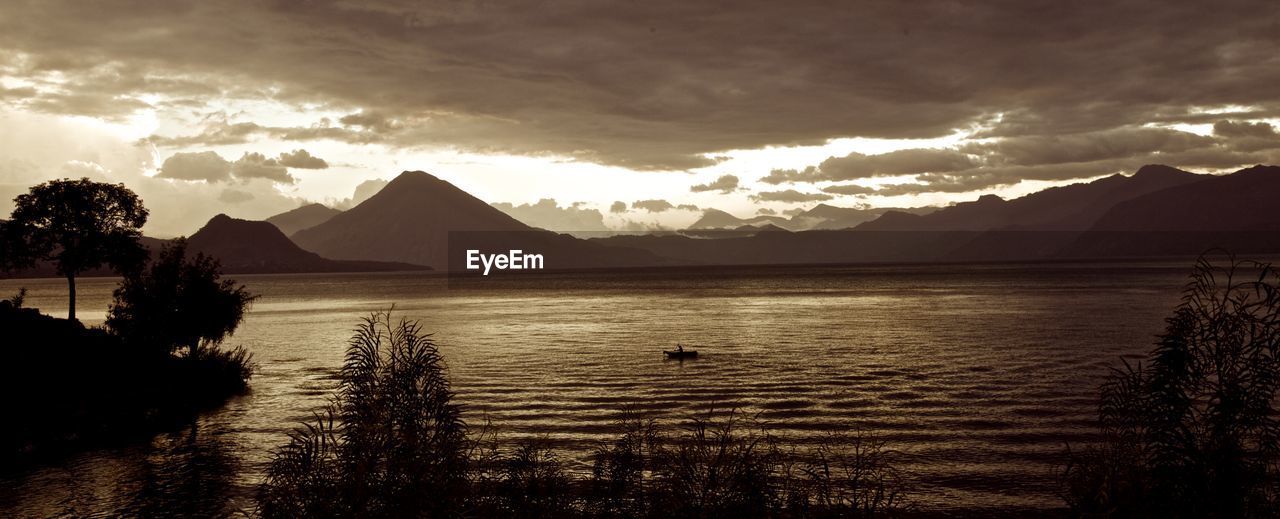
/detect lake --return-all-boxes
[0,261,1195,515]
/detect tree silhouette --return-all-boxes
[6,178,149,320]
[107,239,255,359]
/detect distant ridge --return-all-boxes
[188,214,428,274]
[598,165,1280,265]
[266,203,342,236]
[856,165,1203,231]
[688,204,933,232]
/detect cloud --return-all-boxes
[762,148,977,184]
[1214,120,1276,138]
[0,111,304,238]
[7,0,1280,172]
[157,151,232,182]
[959,127,1216,167]
[690,174,740,193]
[277,149,329,169]
[609,201,627,213]
[218,188,255,204]
[632,199,675,213]
[491,198,608,232]
[756,207,777,215]
[157,150,304,184]
[821,183,877,196]
[676,204,700,211]
[749,190,833,203]
[231,152,293,183]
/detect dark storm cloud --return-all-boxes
[749,190,833,203]
[2,0,1279,176]
[690,174,740,193]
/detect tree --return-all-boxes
[7,178,149,320]
[107,239,255,359]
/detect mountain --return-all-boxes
[1088,165,1280,231]
[188,214,427,273]
[856,165,1204,231]
[291,171,669,271]
[600,165,1280,265]
[688,209,793,230]
[266,203,342,236]
[1060,165,1280,257]
[792,204,936,230]
[688,205,934,232]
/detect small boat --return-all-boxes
[664,349,698,359]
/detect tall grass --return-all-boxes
[258,311,468,518]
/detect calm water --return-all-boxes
[0,262,1196,515]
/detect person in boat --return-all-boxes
[676,343,684,353]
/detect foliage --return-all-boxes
[258,311,469,518]
[1,302,253,465]
[5,178,149,319]
[3,287,26,309]
[789,431,907,518]
[107,239,255,358]
[259,312,912,518]
[1062,254,1280,517]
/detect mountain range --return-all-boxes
[594,164,1280,265]
[5,164,1280,279]
[689,204,935,231]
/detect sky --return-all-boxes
[1,0,1278,237]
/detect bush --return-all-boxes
[258,311,469,518]
[1062,254,1280,517]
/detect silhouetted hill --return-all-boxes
[689,209,792,230]
[188,214,427,273]
[1060,165,1280,257]
[857,165,1203,231]
[793,204,936,230]
[266,203,341,236]
[601,165,1280,265]
[291,171,670,270]
[1089,165,1280,231]
[689,205,935,232]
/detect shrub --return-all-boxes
[258,311,469,518]
[108,239,255,360]
[1062,254,1280,517]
